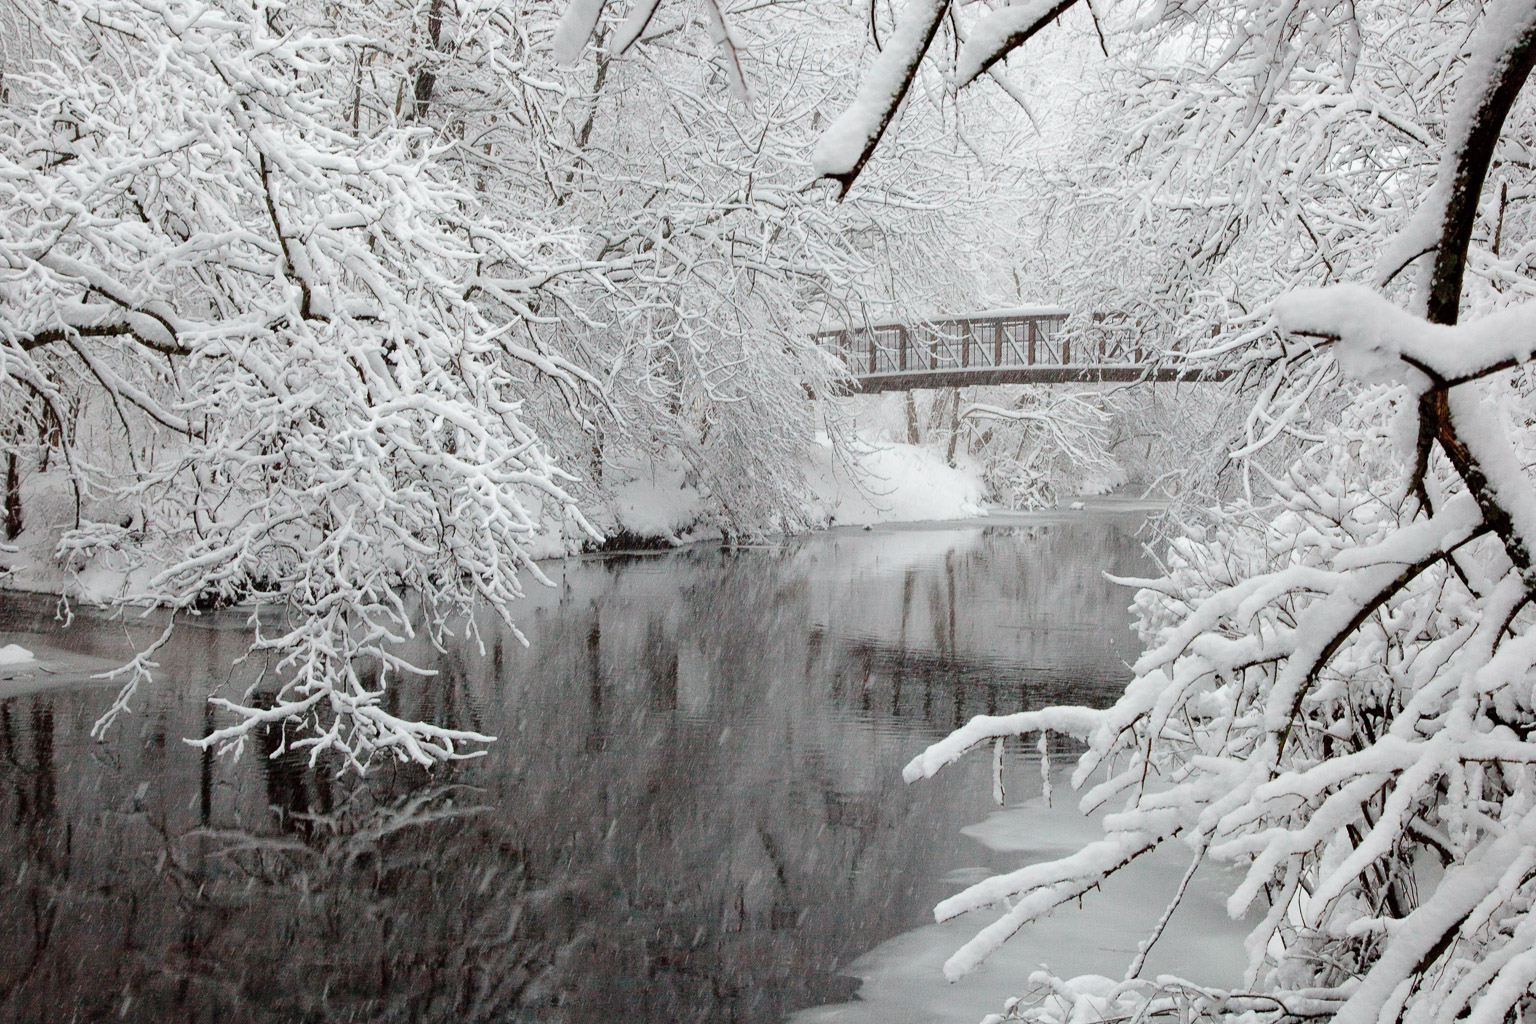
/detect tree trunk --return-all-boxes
[1418,10,1536,590]
[945,388,962,468]
[4,450,22,541]
[405,0,444,122]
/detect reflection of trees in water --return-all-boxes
[159,785,553,1022]
[0,709,569,1021]
[811,520,1148,735]
[799,520,1148,679]
[826,634,1036,732]
[0,519,1147,1022]
[443,566,891,1023]
[0,695,63,1010]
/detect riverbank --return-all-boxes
[0,433,995,604]
[0,496,1165,709]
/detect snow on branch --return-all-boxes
[3,0,865,770]
[810,0,950,192]
[903,387,1536,1020]
[1372,0,1536,318]
[1276,285,1536,387]
[0,0,625,769]
[1276,287,1536,594]
[609,0,662,55]
[811,0,1084,192]
[882,0,1536,1020]
[552,0,607,64]
[953,0,1081,89]
[902,705,1105,782]
[960,389,1118,509]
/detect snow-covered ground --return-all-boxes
[1,431,990,599]
[598,432,990,545]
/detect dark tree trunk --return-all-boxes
[3,451,20,541]
[1418,12,1536,589]
[406,0,444,122]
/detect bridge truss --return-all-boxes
[815,309,1229,391]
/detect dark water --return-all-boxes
[0,512,1150,1024]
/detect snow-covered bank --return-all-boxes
[0,631,130,701]
[2,434,987,600]
[591,433,989,546]
[0,643,36,667]
[805,434,988,526]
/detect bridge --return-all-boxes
[815,308,1230,392]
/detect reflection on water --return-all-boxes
[0,513,1149,1023]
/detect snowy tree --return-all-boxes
[814,0,1536,1020]
[283,0,861,539]
[960,387,1120,508]
[1,0,1049,767]
[0,0,648,768]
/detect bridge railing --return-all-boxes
[815,311,1152,377]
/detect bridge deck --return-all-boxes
[817,309,1229,390]
[851,365,1230,391]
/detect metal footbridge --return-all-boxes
[815,308,1230,392]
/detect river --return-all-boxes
[0,506,1247,1023]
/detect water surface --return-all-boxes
[0,511,1185,1023]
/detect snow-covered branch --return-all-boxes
[851,0,1536,1020]
[1,0,613,767]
